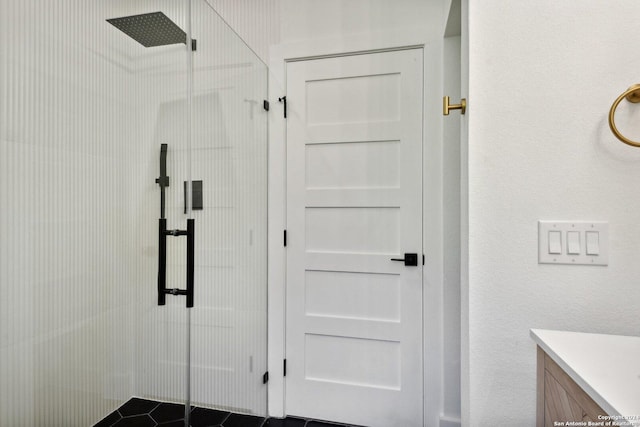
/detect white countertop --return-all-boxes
[531,329,640,426]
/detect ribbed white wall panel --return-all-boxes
[0,1,144,425]
[0,0,268,425]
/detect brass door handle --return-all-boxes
[443,96,466,116]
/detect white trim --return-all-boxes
[422,40,445,427]
[267,45,287,419]
[267,29,444,426]
[440,416,462,427]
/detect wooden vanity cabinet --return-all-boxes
[537,346,607,427]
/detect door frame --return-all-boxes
[267,30,444,427]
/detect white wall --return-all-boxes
[0,1,141,424]
[208,0,445,63]
[280,0,443,44]
[206,0,280,65]
[466,1,640,425]
[459,1,470,425]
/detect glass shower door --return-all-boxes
[117,0,269,420]
[188,0,269,416]
[133,0,269,419]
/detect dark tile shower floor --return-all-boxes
[95,397,365,427]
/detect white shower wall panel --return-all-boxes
[0,1,143,425]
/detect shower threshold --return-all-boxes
[94,397,363,427]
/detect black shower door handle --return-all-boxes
[390,253,418,266]
[157,218,168,305]
[157,218,195,308]
[186,218,194,308]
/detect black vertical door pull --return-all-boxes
[157,220,195,308]
[186,219,195,308]
[158,218,167,305]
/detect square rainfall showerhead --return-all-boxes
[107,12,186,48]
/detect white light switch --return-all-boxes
[567,231,580,255]
[538,221,608,266]
[586,231,600,255]
[548,231,562,254]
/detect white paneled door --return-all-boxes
[285,49,424,427]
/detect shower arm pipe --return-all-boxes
[609,84,640,147]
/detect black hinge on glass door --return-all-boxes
[278,96,287,118]
[156,144,195,308]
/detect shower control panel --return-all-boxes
[538,221,608,266]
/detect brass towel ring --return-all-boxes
[609,84,640,147]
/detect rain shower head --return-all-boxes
[107,12,186,48]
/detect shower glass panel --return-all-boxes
[188,0,268,415]
[0,0,268,425]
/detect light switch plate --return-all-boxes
[538,221,608,266]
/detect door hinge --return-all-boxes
[191,39,197,51]
[284,359,287,377]
[263,100,270,111]
[423,254,425,265]
[278,96,287,118]
[262,371,269,384]
[284,230,287,247]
